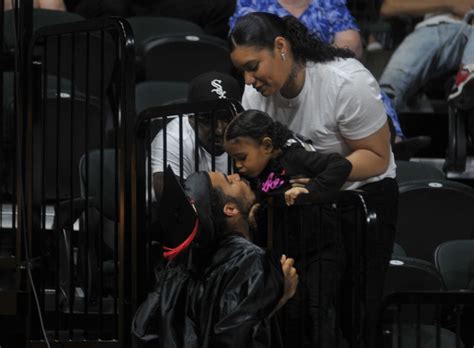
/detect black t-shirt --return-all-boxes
[255,140,352,196]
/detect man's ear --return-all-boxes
[223,202,240,217]
[262,137,274,154]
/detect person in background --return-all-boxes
[124,0,236,40]
[4,0,65,10]
[379,0,474,111]
[229,0,363,58]
[150,71,243,199]
[229,12,398,347]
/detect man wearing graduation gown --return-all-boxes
[132,168,298,347]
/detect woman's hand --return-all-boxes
[289,177,311,187]
[284,187,309,206]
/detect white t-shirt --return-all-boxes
[242,58,396,190]
[151,116,231,178]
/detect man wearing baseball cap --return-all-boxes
[150,71,243,200]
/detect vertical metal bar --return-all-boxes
[145,119,152,289]
[435,303,441,348]
[299,207,306,346]
[162,116,167,172]
[117,19,136,346]
[16,0,33,343]
[54,33,68,338]
[319,205,324,348]
[397,303,402,348]
[335,203,342,348]
[38,50,47,338]
[98,29,105,338]
[113,80,119,341]
[455,305,461,348]
[416,302,421,348]
[179,114,183,180]
[211,111,216,171]
[68,31,76,340]
[194,114,199,172]
[83,30,91,339]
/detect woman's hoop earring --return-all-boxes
[281,52,286,61]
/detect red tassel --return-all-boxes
[163,219,199,260]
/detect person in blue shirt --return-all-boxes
[230,0,363,58]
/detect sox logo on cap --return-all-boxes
[210,79,227,99]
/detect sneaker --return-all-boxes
[448,64,474,110]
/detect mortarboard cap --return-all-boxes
[159,166,198,259]
[159,167,217,260]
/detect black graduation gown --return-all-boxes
[132,234,284,347]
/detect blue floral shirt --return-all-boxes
[229,0,359,44]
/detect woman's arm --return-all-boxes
[379,0,468,17]
[344,121,392,181]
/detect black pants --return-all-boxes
[358,178,399,347]
[127,0,236,39]
[282,178,398,348]
[281,205,345,348]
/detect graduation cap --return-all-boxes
[159,166,198,260]
[159,166,216,260]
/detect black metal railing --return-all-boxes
[379,291,474,348]
[132,98,243,306]
[21,17,135,346]
[266,190,377,347]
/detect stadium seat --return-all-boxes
[135,80,189,115]
[138,34,233,82]
[434,240,474,291]
[3,9,84,50]
[127,16,204,50]
[385,323,462,348]
[384,256,446,325]
[385,256,445,294]
[395,160,445,184]
[392,242,407,258]
[396,179,474,262]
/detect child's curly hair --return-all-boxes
[224,109,293,149]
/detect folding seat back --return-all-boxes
[395,160,445,185]
[135,80,189,115]
[3,9,84,51]
[434,240,474,290]
[31,93,104,201]
[127,16,204,49]
[40,31,117,98]
[140,34,233,82]
[397,179,474,262]
[384,256,445,324]
[385,256,446,294]
[392,242,407,258]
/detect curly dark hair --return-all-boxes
[224,109,293,149]
[229,12,354,64]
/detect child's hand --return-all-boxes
[285,187,309,206]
